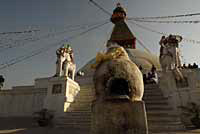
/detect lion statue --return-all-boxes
[91,42,147,134]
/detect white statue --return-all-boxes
[159,35,182,71]
[55,44,76,80]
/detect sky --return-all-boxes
[0,0,200,88]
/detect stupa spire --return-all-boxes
[109,3,136,49]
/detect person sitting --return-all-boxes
[182,63,187,69]
[147,72,152,81]
[188,64,192,69]
[146,70,158,84]
[139,65,143,71]
[192,63,198,69]
[143,74,147,84]
[151,65,156,72]
[150,70,158,84]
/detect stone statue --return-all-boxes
[159,35,184,81]
[55,44,76,80]
[91,43,148,134]
[159,35,182,71]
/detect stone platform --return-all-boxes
[0,117,199,134]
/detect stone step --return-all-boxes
[62,111,92,115]
[143,97,168,101]
[56,123,91,127]
[77,92,95,96]
[148,123,185,133]
[146,109,176,115]
[74,96,94,100]
[67,107,91,111]
[78,90,94,93]
[72,101,93,104]
[143,96,167,100]
[75,95,94,98]
[56,119,91,123]
[146,106,173,111]
[148,120,184,126]
[54,127,90,134]
[144,102,168,106]
[144,87,160,91]
[143,99,168,104]
[57,114,91,118]
[55,123,91,129]
[68,104,91,108]
[55,118,91,124]
[143,90,162,94]
[68,109,91,113]
[66,108,91,112]
[68,105,91,109]
[145,104,171,109]
[147,112,179,118]
[77,92,94,95]
[73,98,94,102]
[148,117,181,123]
[144,92,163,96]
[79,87,94,91]
[56,82,185,133]
[69,102,92,106]
[144,84,160,89]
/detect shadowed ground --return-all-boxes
[0,117,199,134]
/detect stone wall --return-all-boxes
[43,77,80,115]
[159,69,200,111]
[0,88,46,117]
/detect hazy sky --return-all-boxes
[0,0,200,88]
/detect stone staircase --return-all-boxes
[143,84,185,133]
[55,81,185,134]
[55,85,94,134]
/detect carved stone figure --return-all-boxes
[55,44,76,80]
[159,35,182,71]
[92,45,148,134]
[63,50,76,80]
[93,45,144,101]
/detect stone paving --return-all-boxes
[0,127,200,134]
[0,117,199,134]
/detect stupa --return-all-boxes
[79,3,160,74]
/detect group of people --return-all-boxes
[182,63,199,69]
[140,65,158,84]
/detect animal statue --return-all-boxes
[93,45,144,101]
[159,35,184,81]
[159,35,182,72]
[91,43,148,134]
[55,44,76,80]
[63,49,76,80]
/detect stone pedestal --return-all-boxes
[43,76,80,115]
[91,100,148,134]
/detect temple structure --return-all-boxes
[110,3,136,49]
[0,3,200,134]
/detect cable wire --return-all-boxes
[128,20,200,45]
[128,22,152,53]
[131,19,200,24]
[128,12,200,20]
[89,0,112,16]
[0,30,40,35]
[0,21,110,70]
[0,19,109,52]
